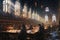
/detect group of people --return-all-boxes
[18,21,60,40]
[0,21,60,40]
[18,23,45,40]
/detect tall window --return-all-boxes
[45,14,48,22]
[28,8,31,18]
[23,4,27,18]
[45,7,49,12]
[34,12,38,20]
[37,14,40,21]
[3,0,8,12]
[52,14,56,22]
[15,1,20,16]
[32,11,35,19]
[3,0,13,13]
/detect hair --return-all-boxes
[38,24,41,26]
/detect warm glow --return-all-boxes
[3,1,5,12]
[14,1,20,16]
[23,4,27,18]
[34,13,40,21]
[31,25,39,34]
[32,11,35,19]
[6,30,21,33]
[8,0,11,13]
[34,12,37,20]
[3,0,15,13]
[7,0,15,13]
[23,13,27,18]
[45,14,48,22]
[28,8,31,18]
[37,14,40,21]
[3,0,8,12]
[44,25,48,29]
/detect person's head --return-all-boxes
[38,24,41,26]
[22,24,25,28]
[41,23,44,26]
[25,24,30,30]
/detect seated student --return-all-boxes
[18,24,27,40]
[38,24,45,40]
[31,25,40,40]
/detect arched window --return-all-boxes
[3,0,8,12]
[32,11,35,19]
[15,1,20,16]
[52,14,56,22]
[45,14,48,22]
[28,8,31,18]
[22,4,27,17]
[3,0,14,13]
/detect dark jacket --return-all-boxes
[18,24,27,40]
